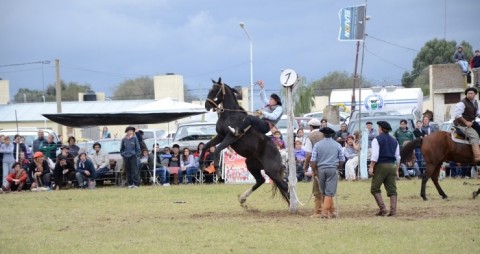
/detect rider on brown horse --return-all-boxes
[228,80,283,136]
[453,87,480,162]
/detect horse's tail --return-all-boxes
[270,165,290,205]
[400,138,423,163]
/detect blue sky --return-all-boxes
[0,0,478,103]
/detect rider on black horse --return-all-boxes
[228,80,283,136]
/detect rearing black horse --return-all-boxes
[200,78,290,205]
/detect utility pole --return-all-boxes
[55,59,63,136]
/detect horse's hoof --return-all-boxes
[239,198,246,205]
[442,196,449,200]
[421,196,428,201]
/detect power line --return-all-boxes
[366,34,419,52]
[0,60,51,68]
[364,46,411,71]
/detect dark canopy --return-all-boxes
[43,112,205,128]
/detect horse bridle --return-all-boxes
[206,82,225,112]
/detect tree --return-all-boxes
[113,76,154,100]
[13,81,91,102]
[401,39,474,90]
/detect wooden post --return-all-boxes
[55,59,63,136]
[286,84,298,213]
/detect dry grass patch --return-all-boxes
[0,178,479,253]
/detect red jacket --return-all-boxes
[6,170,28,183]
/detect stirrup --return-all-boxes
[228,126,240,136]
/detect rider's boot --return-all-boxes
[472,144,480,162]
[373,193,387,216]
[387,195,397,217]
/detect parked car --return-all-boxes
[94,138,124,184]
[268,115,299,137]
[303,111,350,124]
[172,122,217,152]
[140,129,167,139]
[294,116,341,133]
[144,138,172,151]
[347,115,415,136]
[0,127,60,150]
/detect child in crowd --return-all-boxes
[294,140,307,181]
[271,130,285,149]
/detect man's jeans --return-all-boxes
[95,167,110,179]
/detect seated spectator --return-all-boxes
[168,144,181,184]
[67,136,80,158]
[400,150,421,179]
[203,146,216,184]
[179,148,199,184]
[29,151,52,189]
[271,130,285,149]
[75,152,95,189]
[193,142,205,165]
[160,146,172,167]
[335,123,349,147]
[148,144,170,186]
[344,134,360,181]
[19,151,31,171]
[40,134,58,163]
[294,140,306,181]
[53,154,76,190]
[3,163,27,192]
[90,142,110,180]
[453,46,470,74]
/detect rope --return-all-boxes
[288,181,314,207]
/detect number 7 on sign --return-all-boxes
[280,69,298,87]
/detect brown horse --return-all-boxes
[401,131,475,201]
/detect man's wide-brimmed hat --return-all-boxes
[125,126,136,133]
[307,118,321,126]
[377,121,392,131]
[319,127,336,135]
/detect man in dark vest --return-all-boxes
[453,87,480,162]
[368,121,400,216]
[302,118,325,218]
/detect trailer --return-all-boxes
[330,86,423,120]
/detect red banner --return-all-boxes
[222,150,270,184]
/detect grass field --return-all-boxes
[1,178,479,254]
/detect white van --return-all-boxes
[0,127,60,149]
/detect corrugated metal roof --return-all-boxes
[0,100,154,122]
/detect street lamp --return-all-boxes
[239,22,254,111]
[42,95,46,129]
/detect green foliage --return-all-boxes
[402,39,474,89]
[13,81,91,102]
[293,78,315,115]
[113,76,154,100]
